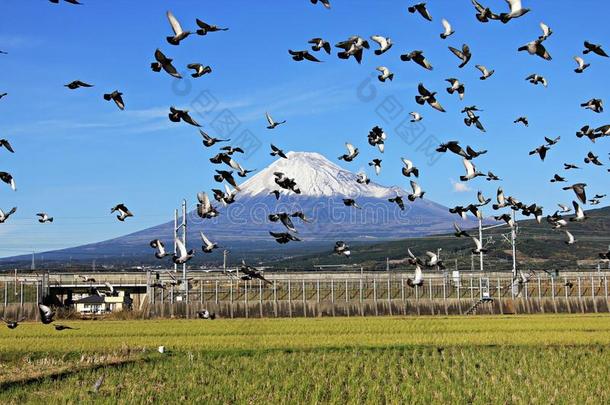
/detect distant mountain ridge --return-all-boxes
[0,152,478,267]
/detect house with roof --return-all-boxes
[74,291,133,314]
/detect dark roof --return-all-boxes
[75,295,105,304]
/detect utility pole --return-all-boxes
[182,199,188,303]
[173,209,178,273]
[478,216,484,272]
[511,210,517,279]
[31,251,35,271]
[223,250,228,273]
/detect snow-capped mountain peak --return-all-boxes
[238,151,399,198]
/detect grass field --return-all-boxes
[1,315,610,403]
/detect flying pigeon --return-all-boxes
[371,35,393,55]
[214,170,242,190]
[446,78,465,100]
[401,158,419,178]
[199,130,229,147]
[573,56,590,73]
[486,171,501,181]
[563,163,580,170]
[440,19,454,39]
[2,316,25,329]
[166,11,191,45]
[0,207,17,223]
[528,144,550,161]
[270,144,288,159]
[187,64,212,78]
[477,190,491,206]
[470,0,500,23]
[514,116,529,126]
[0,172,16,191]
[49,0,82,4]
[240,260,272,284]
[525,73,547,87]
[335,36,369,64]
[580,98,603,113]
[38,303,55,324]
[266,112,286,129]
[408,180,425,201]
[197,192,220,218]
[518,39,552,60]
[388,195,405,210]
[343,198,361,209]
[0,139,14,153]
[460,158,484,181]
[500,0,530,23]
[584,151,603,166]
[550,174,566,183]
[356,172,370,185]
[376,66,394,82]
[309,38,331,54]
[471,236,487,254]
[408,2,432,21]
[200,232,218,253]
[64,80,93,90]
[269,212,298,233]
[463,109,485,132]
[37,213,54,223]
[448,44,472,68]
[570,200,587,222]
[410,112,423,122]
[311,0,331,9]
[111,204,133,221]
[269,231,301,244]
[195,19,228,35]
[103,91,125,110]
[150,240,169,259]
[288,50,322,62]
[169,107,201,126]
[453,223,470,238]
[338,143,359,162]
[407,265,424,287]
[369,159,382,175]
[475,65,494,80]
[583,41,608,57]
[172,238,194,264]
[150,49,182,79]
[334,241,351,256]
[415,83,445,112]
[562,183,587,204]
[400,50,433,70]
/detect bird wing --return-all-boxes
[175,238,187,257]
[506,0,522,14]
[200,232,213,247]
[410,180,421,194]
[448,46,464,60]
[166,11,184,35]
[370,35,387,48]
[463,158,476,176]
[574,56,584,68]
[38,304,53,317]
[472,237,483,250]
[441,19,452,35]
[265,112,274,126]
[401,158,413,170]
[199,130,212,141]
[413,265,423,284]
[345,143,356,155]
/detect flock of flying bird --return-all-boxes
[0,0,609,298]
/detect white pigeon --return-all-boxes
[408,180,425,201]
[401,158,419,178]
[570,201,587,222]
[266,112,286,129]
[573,56,590,73]
[356,172,370,185]
[460,158,484,181]
[407,265,424,287]
[196,192,219,219]
[564,230,576,245]
[200,232,218,253]
[475,65,494,80]
[376,66,394,82]
[166,11,191,45]
[500,0,530,23]
[440,18,454,39]
[409,112,423,122]
[471,236,487,254]
[370,35,392,55]
[338,143,359,162]
[173,238,194,264]
[539,22,552,40]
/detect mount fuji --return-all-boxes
[3,152,477,266]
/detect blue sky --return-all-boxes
[0,0,608,257]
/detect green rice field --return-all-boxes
[1,315,610,403]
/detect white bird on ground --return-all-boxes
[200,232,218,253]
[265,112,286,129]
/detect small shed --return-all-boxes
[74,291,132,314]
